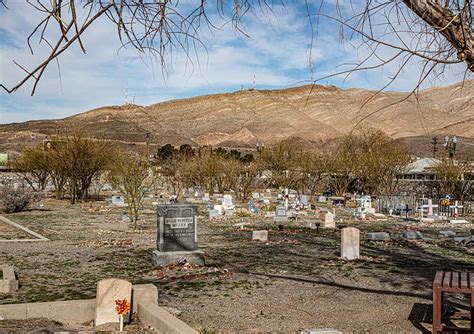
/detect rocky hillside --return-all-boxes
[1,80,473,157]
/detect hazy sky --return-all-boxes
[0,1,469,124]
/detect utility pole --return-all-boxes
[125,83,128,105]
[432,137,438,158]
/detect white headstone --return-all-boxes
[301,195,309,206]
[95,278,132,326]
[222,194,234,210]
[209,209,220,219]
[112,195,125,205]
[213,205,223,215]
[252,230,268,242]
[324,212,335,228]
[341,227,360,260]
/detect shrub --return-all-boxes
[0,186,42,213]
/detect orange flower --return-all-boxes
[115,299,130,316]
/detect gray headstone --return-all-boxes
[367,232,390,241]
[276,206,287,217]
[273,206,288,222]
[402,231,423,240]
[156,204,198,252]
[341,227,360,260]
[439,230,456,237]
[95,278,132,326]
[153,204,204,266]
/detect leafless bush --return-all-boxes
[0,186,42,213]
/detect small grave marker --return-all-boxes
[209,209,220,219]
[112,195,125,205]
[439,230,456,237]
[274,206,287,222]
[341,227,360,260]
[95,278,132,326]
[402,231,423,240]
[252,230,268,242]
[367,232,390,241]
[324,211,335,228]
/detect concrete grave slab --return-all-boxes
[0,215,49,242]
[367,232,390,241]
[402,231,423,240]
[301,329,342,334]
[439,230,456,237]
[450,219,470,224]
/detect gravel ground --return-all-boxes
[0,199,473,333]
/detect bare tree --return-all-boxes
[0,1,471,95]
[108,150,156,229]
[53,132,114,204]
[433,158,473,200]
[13,146,50,191]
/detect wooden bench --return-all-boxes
[433,271,474,333]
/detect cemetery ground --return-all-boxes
[1,199,473,333]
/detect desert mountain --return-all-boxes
[1,80,473,157]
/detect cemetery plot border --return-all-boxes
[0,215,49,242]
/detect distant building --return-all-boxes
[401,158,441,181]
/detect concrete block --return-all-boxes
[136,300,196,334]
[367,232,390,241]
[132,284,158,313]
[152,250,205,267]
[0,266,18,294]
[0,299,95,324]
[301,329,342,334]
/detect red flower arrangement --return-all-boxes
[115,299,130,316]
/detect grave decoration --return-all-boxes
[115,298,130,332]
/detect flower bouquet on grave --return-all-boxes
[115,298,130,332]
